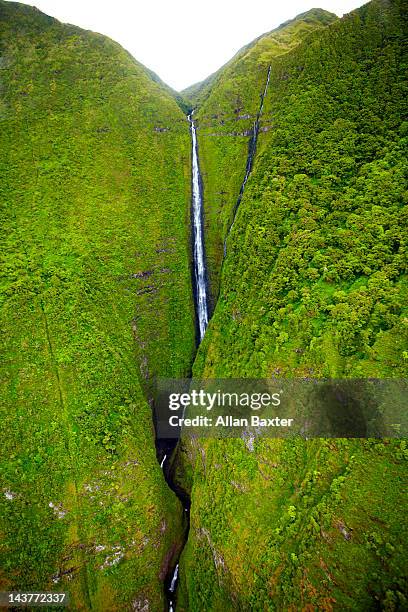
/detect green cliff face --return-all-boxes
[194,0,407,379]
[0,1,194,608]
[178,1,408,609]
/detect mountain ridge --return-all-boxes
[181,7,337,107]
[1,0,407,609]
[176,0,408,608]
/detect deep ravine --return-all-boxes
[154,112,210,611]
[156,80,270,606]
[155,69,270,605]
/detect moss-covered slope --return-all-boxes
[0,1,194,608]
[178,1,408,609]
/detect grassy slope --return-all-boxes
[177,1,408,609]
[185,9,337,309]
[0,2,194,608]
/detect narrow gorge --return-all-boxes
[160,70,278,607]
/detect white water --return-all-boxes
[189,114,209,341]
[170,563,179,593]
[164,119,207,610]
[259,65,271,114]
[160,454,167,469]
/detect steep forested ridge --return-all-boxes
[0,1,194,608]
[195,0,407,378]
[177,1,408,609]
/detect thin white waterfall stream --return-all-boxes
[163,115,209,612]
[168,563,179,612]
[224,65,271,256]
[164,73,271,609]
[189,114,209,341]
[169,564,179,593]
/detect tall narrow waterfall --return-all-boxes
[164,115,209,612]
[189,114,209,341]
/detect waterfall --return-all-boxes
[169,564,179,593]
[162,115,209,612]
[189,113,209,341]
[164,71,271,612]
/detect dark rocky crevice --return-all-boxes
[152,110,211,611]
[156,437,190,611]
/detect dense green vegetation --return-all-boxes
[178,438,408,611]
[178,1,408,609]
[0,1,194,608]
[195,0,407,379]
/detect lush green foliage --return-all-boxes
[195,0,407,378]
[178,1,408,609]
[182,9,336,111]
[0,1,194,607]
[179,438,407,611]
